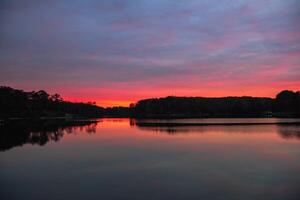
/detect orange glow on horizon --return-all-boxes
[49,80,300,108]
[96,100,134,107]
[64,97,134,107]
[62,88,300,108]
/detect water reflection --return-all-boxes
[0,119,98,151]
[1,118,300,200]
[277,125,300,140]
[132,119,300,139]
[134,123,300,139]
[1,119,300,152]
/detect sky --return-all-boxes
[0,0,300,107]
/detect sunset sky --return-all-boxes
[1,0,300,107]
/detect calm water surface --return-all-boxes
[1,118,300,200]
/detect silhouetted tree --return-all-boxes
[275,90,300,115]
[50,93,63,102]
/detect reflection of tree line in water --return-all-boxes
[1,120,300,151]
[0,119,98,151]
[131,120,300,140]
[277,125,300,140]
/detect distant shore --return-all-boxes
[1,86,299,120]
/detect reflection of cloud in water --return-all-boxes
[0,119,98,151]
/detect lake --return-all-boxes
[1,118,300,200]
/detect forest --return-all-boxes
[0,86,129,118]
[132,90,300,118]
[0,86,299,119]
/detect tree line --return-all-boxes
[0,86,129,118]
[0,86,299,119]
[132,90,300,118]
